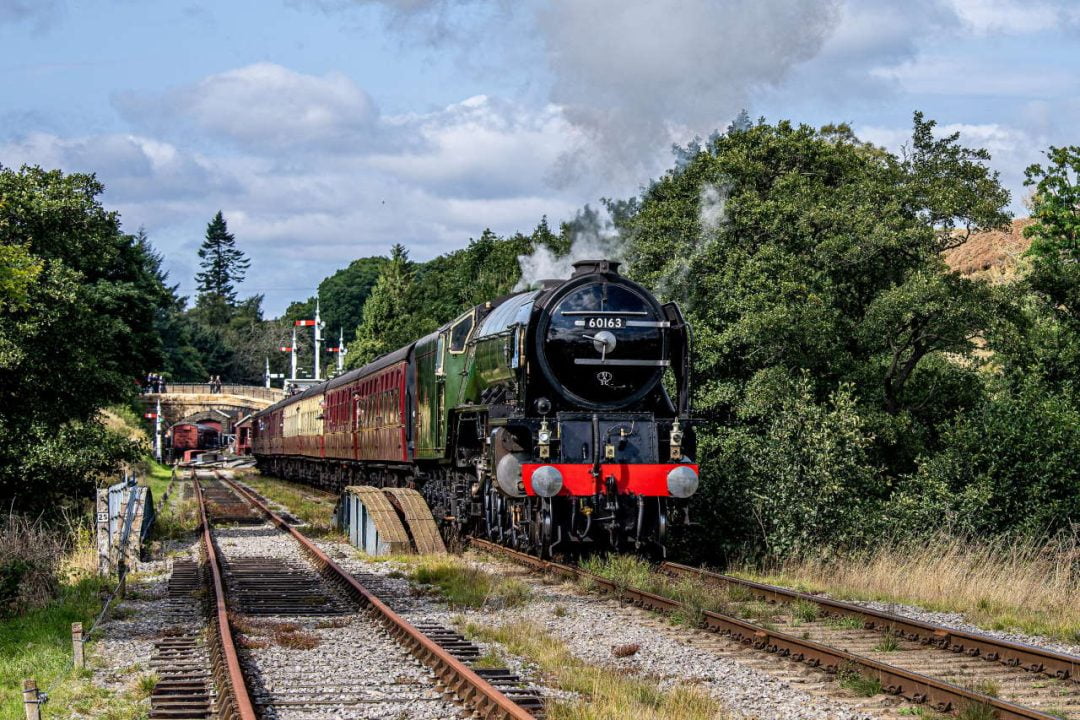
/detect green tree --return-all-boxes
[0,165,161,510]
[348,244,416,368]
[625,114,1009,556]
[1018,146,1080,393]
[284,256,387,345]
[194,211,249,326]
[895,378,1080,536]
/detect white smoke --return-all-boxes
[654,179,732,302]
[699,182,730,233]
[514,216,625,291]
[538,0,842,184]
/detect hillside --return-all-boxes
[943,218,1033,282]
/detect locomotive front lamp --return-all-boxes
[537,418,552,459]
[531,465,563,497]
[669,417,684,461]
[666,465,699,498]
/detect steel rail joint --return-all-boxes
[221,476,535,720]
[193,474,258,720]
[469,539,1063,720]
[662,562,1079,682]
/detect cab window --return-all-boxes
[449,312,474,353]
[435,334,446,375]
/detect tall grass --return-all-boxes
[0,513,152,718]
[411,555,531,609]
[0,514,64,616]
[735,528,1080,642]
[239,473,338,534]
[579,554,764,626]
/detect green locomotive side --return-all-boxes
[413,331,443,459]
[413,295,531,461]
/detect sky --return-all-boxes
[2,0,1078,317]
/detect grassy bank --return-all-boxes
[0,575,101,717]
[141,459,173,505]
[0,527,154,719]
[464,619,726,720]
[238,472,338,534]
[733,531,1080,644]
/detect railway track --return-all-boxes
[172,470,542,720]
[470,537,1079,720]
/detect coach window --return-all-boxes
[448,311,474,354]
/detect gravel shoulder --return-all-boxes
[314,536,890,720]
[87,534,202,700]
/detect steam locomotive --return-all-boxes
[249,259,698,556]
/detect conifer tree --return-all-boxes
[348,243,414,367]
[195,211,249,326]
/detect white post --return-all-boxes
[314,298,322,381]
[96,489,109,575]
[154,397,162,461]
[337,327,345,374]
[290,326,297,380]
[265,357,271,388]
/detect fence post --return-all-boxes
[72,622,84,669]
[96,488,110,575]
[22,680,40,720]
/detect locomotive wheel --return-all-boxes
[528,500,553,559]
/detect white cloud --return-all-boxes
[369,95,582,198]
[5,72,591,314]
[764,0,956,106]
[116,63,379,152]
[0,131,236,204]
[944,0,1079,34]
[871,55,1078,97]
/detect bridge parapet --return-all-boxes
[149,383,285,402]
[141,384,285,428]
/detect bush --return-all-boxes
[893,380,1080,536]
[736,375,883,557]
[0,514,62,616]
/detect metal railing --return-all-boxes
[145,383,286,401]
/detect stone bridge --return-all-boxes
[140,383,285,432]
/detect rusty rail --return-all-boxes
[662,561,1079,683]
[218,475,537,720]
[469,538,1064,720]
[192,472,258,720]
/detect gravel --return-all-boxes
[316,540,884,720]
[217,521,464,720]
[89,536,201,695]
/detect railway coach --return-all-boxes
[251,259,698,557]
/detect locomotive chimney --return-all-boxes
[571,259,621,277]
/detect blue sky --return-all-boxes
[2,0,1078,316]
